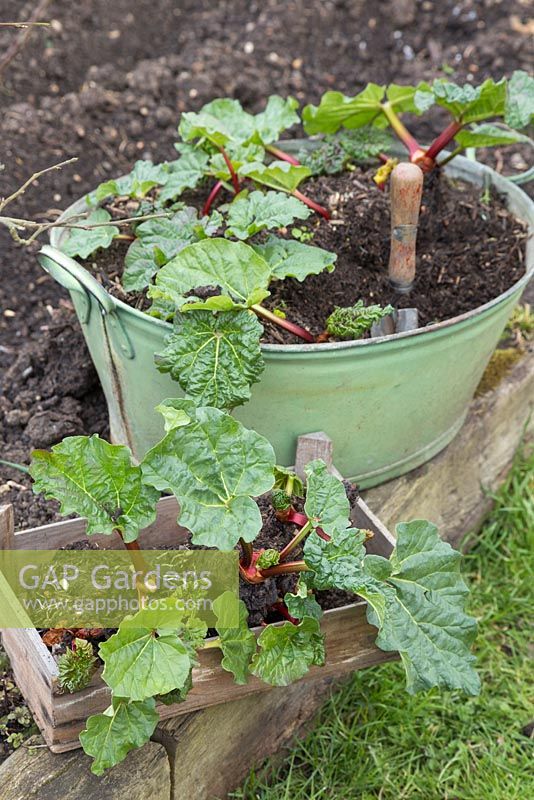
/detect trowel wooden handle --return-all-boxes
[388,162,423,293]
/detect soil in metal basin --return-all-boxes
[87,167,528,344]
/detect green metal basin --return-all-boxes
[39,156,533,486]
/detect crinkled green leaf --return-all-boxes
[251,617,325,686]
[238,161,311,193]
[284,577,323,622]
[149,238,272,310]
[224,190,310,239]
[154,402,191,432]
[256,548,280,569]
[454,123,531,149]
[80,697,158,775]
[141,401,275,549]
[299,127,395,176]
[208,143,264,180]
[505,70,534,129]
[60,209,119,259]
[100,608,193,701]
[253,235,336,281]
[326,301,394,340]
[386,83,432,115]
[155,309,264,410]
[30,435,159,542]
[273,465,305,498]
[92,160,171,202]
[179,98,256,148]
[123,207,220,291]
[156,671,193,705]
[425,78,506,123]
[304,459,352,537]
[158,149,210,202]
[213,592,256,684]
[252,95,300,144]
[303,527,367,590]
[303,84,386,135]
[357,520,480,695]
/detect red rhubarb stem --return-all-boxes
[423,120,464,163]
[266,145,301,166]
[239,538,253,569]
[202,180,223,216]
[286,510,308,527]
[252,304,315,343]
[259,560,309,579]
[219,146,241,194]
[381,101,423,161]
[293,189,330,220]
[272,601,299,625]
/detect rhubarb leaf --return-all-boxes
[419,78,506,124]
[100,608,194,701]
[386,83,432,115]
[304,459,352,537]
[505,70,534,129]
[304,527,367,590]
[141,401,275,549]
[239,161,311,193]
[253,235,337,281]
[251,617,325,686]
[158,149,210,202]
[80,698,158,776]
[208,143,264,180]
[92,160,171,202]
[124,207,221,291]
[284,577,323,622]
[179,98,256,148]
[224,190,310,239]
[213,592,256,684]
[299,127,395,176]
[356,520,480,695]
[155,309,264,410]
[30,435,159,542]
[149,238,272,310]
[252,95,300,144]
[303,84,386,135]
[60,209,120,259]
[454,123,531,149]
[273,465,305,498]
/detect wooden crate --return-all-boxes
[0,433,397,753]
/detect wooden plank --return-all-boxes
[5,600,395,752]
[0,504,15,549]
[10,495,188,550]
[354,497,396,557]
[294,431,334,479]
[0,735,171,800]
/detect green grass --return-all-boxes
[233,448,534,800]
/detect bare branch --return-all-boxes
[0,22,50,28]
[0,158,78,213]
[0,0,52,78]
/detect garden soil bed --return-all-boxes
[83,166,527,342]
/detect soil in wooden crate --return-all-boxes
[86,167,527,343]
[37,482,360,661]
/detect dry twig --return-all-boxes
[0,0,52,78]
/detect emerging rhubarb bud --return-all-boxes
[272,488,295,522]
[387,162,424,294]
[256,549,281,569]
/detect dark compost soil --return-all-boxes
[1,0,532,532]
[85,165,527,343]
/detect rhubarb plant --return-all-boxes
[303,72,534,184]
[30,403,479,774]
